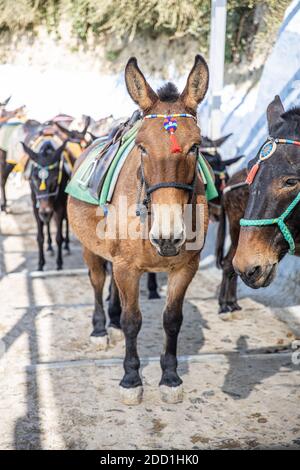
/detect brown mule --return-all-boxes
[68,55,210,404]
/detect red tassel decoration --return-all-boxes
[246,162,260,185]
[169,132,182,153]
[163,117,182,154]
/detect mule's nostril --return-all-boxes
[151,238,161,247]
[151,238,183,247]
[246,265,262,280]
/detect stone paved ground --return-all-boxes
[0,177,300,450]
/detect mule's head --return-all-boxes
[125,55,209,256]
[233,96,300,288]
[55,115,91,147]
[22,140,67,224]
[0,101,26,120]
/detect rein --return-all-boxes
[136,113,199,219]
[240,137,300,255]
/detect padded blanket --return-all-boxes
[66,121,218,206]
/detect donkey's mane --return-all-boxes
[281,106,300,121]
[157,82,180,102]
[277,106,300,137]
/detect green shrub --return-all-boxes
[0,0,291,63]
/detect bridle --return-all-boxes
[136,113,200,219]
[240,137,300,255]
[30,156,64,205]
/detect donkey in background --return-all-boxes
[22,140,70,271]
[197,134,246,317]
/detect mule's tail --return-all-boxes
[216,203,226,269]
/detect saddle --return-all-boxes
[66,110,218,207]
[87,110,142,200]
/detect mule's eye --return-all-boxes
[284,178,299,187]
[188,144,199,155]
[138,144,147,157]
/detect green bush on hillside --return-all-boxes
[0,0,290,63]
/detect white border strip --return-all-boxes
[5,268,88,279]
[26,351,294,372]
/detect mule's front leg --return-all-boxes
[0,150,7,212]
[160,260,199,403]
[46,223,53,253]
[218,245,242,318]
[83,248,108,350]
[114,265,142,405]
[64,217,70,253]
[107,274,123,344]
[54,211,64,270]
[147,273,160,299]
[33,205,45,271]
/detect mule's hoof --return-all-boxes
[230,303,242,312]
[120,385,143,405]
[148,290,160,300]
[90,334,109,350]
[108,326,124,344]
[219,312,233,321]
[160,384,183,404]
[231,310,243,320]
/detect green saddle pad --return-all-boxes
[66,123,218,205]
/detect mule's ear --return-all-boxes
[54,140,68,160]
[212,133,233,148]
[55,122,72,136]
[224,154,244,166]
[267,95,284,133]
[21,142,39,162]
[125,57,158,111]
[83,115,91,133]
[204,154,218,166]
[2,96,11,106]
[247,156,258,173]
[87,131,97,141]
[181,55,209,111]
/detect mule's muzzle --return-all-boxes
[150,237,184,257]
[235,262,277,289]
[38,207,53,224]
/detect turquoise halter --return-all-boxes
[240,138,300,255]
